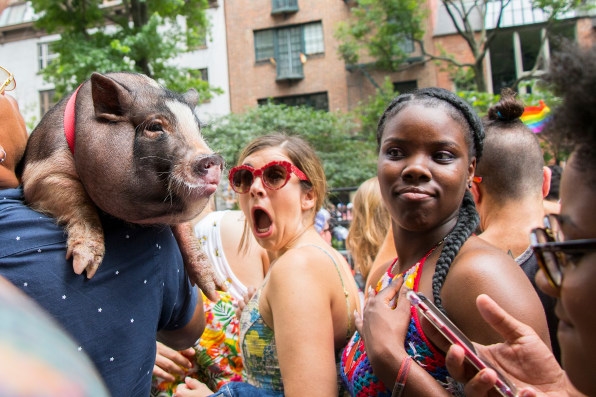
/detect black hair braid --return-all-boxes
[431,190,479,313]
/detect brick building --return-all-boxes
[1,0,594,123]
[223,0,595,114]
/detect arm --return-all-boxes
[357,276,451,396]
[157,289,205,351]
[445,294,584,397]
[265,250,342,397]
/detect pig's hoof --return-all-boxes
[67,238,105,279]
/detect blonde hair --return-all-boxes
[346,177,390,279]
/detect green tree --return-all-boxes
[202,103,378,190]
[31,0,220,99]
[336,0,591,92]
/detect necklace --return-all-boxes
[383,236,447,292]
[390,236,446,275]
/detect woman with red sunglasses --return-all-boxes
[174,134,361,397]
[445,44,596,397]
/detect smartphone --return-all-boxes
[406,290,517,397]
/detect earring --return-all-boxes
[468,181,472,189]
[0,147,6,164]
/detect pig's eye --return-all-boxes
[146,123,164,132]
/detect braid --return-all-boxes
[431,190,479,313]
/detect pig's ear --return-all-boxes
[183,88,199,108]
[90,73,133,122]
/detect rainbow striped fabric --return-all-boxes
[521,100,551,133]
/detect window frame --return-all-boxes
[38,42,58,71]
[253,21,324,80]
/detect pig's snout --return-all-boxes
[193,154,224,177]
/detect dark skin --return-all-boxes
[445,153,596,397]
[359,104,550,395]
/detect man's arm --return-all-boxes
[157,292,205,350]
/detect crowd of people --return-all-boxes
[1,42,595,397]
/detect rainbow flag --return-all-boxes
[521,100,551,133]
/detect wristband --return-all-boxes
[391,356,412,397]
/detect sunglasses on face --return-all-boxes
[228,160,310,194]
[0,66,16,95]
[531,214,596,290]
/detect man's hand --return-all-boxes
[153,341,195,382]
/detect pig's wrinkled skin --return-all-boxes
[21,72,224,301]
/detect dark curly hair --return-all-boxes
[542,43,596,176]
[376,87,484,312]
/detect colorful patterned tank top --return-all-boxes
[339,254,464,396]
[239,245,351,393]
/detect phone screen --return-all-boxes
[406,290,517,397]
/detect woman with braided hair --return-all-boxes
[340,87,550,396]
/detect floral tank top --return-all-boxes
[339,255,464,396]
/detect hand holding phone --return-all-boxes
[406,290,518,397]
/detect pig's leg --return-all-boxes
[171,222,224,302]
[22,151,105,278]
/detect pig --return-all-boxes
[20,72,224,301]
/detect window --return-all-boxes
[271,0,298,15]
[303,22,324,54]
[393,80,417,94]
[254,22,324,80]
[258,92,329,111]
[198,68,208,82]
[255,30,275,61]
[0,3,29,27]
[38,42,58,71]
[39,89,56,119]
[488,23,574,93]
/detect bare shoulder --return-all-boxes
[443,235,533,301]
[440,235,548,344]
[271,245,340,280]
[445,235,522,283]
[265,246,338,307]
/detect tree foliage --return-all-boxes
[202,103,378,190]
[335,0,426,71]
[30,0,220,99]
[336,0,592,92]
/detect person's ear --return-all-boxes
[467,158,476,188]
[542,166,552,199]
[470,180,481,205]
[301,188,316,211]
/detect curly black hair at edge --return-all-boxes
[542,43,596,177]
[376,87,485,313]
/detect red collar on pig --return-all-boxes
[64,84,82,154]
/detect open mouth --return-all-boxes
[253,208,272,235]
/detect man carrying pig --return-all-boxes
[0,72,206,396]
